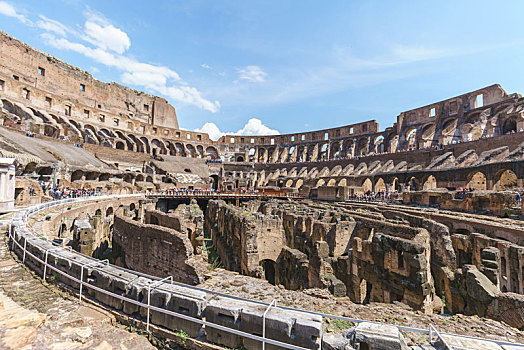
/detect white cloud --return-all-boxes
[237,65,267,82]
[0,1,31,25]
[235,118,279,135]
[0,4,219,112]
[36,15,69,36]
[201,63,211,69]
[82,11,130,54]
[195,122,224,141]
[41,33,219,113]
[195,118,279,141]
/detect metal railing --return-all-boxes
[8,195,524,349]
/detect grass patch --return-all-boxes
[205,239,223,271]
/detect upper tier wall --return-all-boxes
[0,30,179,129]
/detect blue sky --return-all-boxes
[1,1,523,139]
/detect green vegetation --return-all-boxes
[326,318,353,333]
[174,329,189,346]
[205,240,223,271]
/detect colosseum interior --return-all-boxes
[2,28,524,350]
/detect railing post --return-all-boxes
[80,260,108,302]
[146,276,173,332]
[263,299,277,350]
[22,236,27,263]
[147,283,152,332]
[43,249,49,280]
[10,224,15,251]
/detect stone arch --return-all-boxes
[151,139,167,155]
[420,124,436,149]
[115,130,133,151]
[83,124,100,144]
[405,127,417,150]
[106,207,114,216]
[502,115,518,134]
[205,146,218,160]
[407,176,421,191]
[391,177,400,192]
[196,145,205,158]
[329,141,341,159]
[136,174,145,182]
[128,134,144,153]
[71,170,83,182]
[319,143,329,160]
[375,178,386,192]
[295,179,303,189]
[186,144,196,158]
[115,141,125,150]
[258,148,267,163]
[175,142,186,157]
[440,118,458,146]
[328,165,342,177]
[493,169,518,190]
[327,179,336,186]
[260,259,278,285]
[423,175,437,190]
[373,135,384,154]
[342,139,354,157]
[285,179,293,188]
[357,137,368,156]
[23,162,37,175]
[467,171,487,191]
[140,137,151,154]
[316,179,326,187]
[338,178,347,187]
[318,167,330,177]
[362,178,372,193]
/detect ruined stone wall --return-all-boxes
[0,30,178,129]
[204,199,284,276]
[36,197,139,257]
[113,215,204,284]
[205,199,435,312]
[145,202,205,255]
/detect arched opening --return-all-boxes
[338,179,347,187]
[258,148,267,163]
[115,141,125,150]
[406,128,417,150]
[423,175,437,190]
[210,175,219,190]
[316,179,325,187]
[236,156,244,162]
[71,170,83,182]
[205,146,218,160]
[467,171,487,191]
[362,178,372,193]
[375,178,386,192]
[58,223,67,238]
[440,119,458,145]
[493,169,518,190]
[106,207,114,216]
[407,177,420,191]
[260,259,278,285]
[295,179,303,189]
[285,179,293,188]
[327,179,336,186]
[373,136,384,154]
[502,116,517,134]
[95,209,102,217]
[392,177,400,192]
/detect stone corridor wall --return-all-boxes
[113,215,205,285]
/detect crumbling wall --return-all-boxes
[113,215,205,285]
